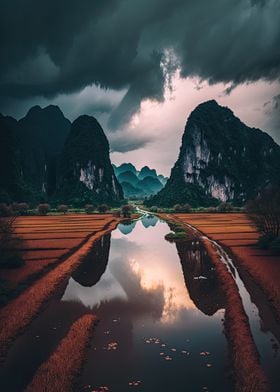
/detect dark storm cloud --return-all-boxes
[0,0,280,128]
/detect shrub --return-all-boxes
[37,204,50,216]
[0,217,25,269]
[174,203,192,213]
[165,231,188,242]
[57,204,68,214]
[16,203,29,215]
[217,202,233,212]
[113,210,121,218]
[246,187,280,237]
[149,206,158,213]
[206,206,217,213]
[84,204,95,214]
[0,203,12,217]
[270,237,280,250]
[257,233,276,249]
[97,204,109,213]
[121,204,133,218]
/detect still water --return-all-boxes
[0,216,232,392]
[64,216,232,392]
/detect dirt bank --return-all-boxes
[25,314,97,392]
[160,213,269,392]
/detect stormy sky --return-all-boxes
[1,0,279,175]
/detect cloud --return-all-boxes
[0,0,279,127]
[263,93,280,143]
[109,130,155,152]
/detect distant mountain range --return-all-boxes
[0,106,123,205]
[1,100,279,208]
[113,163,168,199]
[147,100,280,207]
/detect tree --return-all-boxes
[217,202,233,212]
[174,203,192,213]
[121,204,133,218]
[246,187,280,238]
[15,203,29,215]
[57,204,68,214]
[0,216,24,268]
[37,203,50,216]
[97,204,109,213]
[85,204,95,213]
[0,203,12,217]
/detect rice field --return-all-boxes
[1,214,115,290]
[0,214,119,360]
[171,213,280,318]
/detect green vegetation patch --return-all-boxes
[165,231,188,242]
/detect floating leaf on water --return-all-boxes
[106,342,118,351]
[164,356,172,361]
[128,380,142,387]
[206,363,212,368]
[171,348,176,352]
[160,352,165,356]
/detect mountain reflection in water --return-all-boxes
[62,215,231,392]
[175,239,226,316]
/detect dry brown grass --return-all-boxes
[26,314,96,392]
[0,218,119,359]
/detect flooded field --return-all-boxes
[0,216,232,391]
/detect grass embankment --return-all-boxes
[203,238,269,392]
[172,213,280,320]
[26,314,96,392]
[160,213,269,391]
[0,217,119,360]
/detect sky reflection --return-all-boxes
[62,217,199,323]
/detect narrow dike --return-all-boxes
[160,214,269,392]
[203,238,269,392]
[25,314,97,392]
[0,218,120,361]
